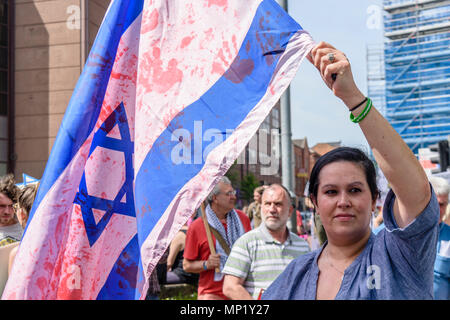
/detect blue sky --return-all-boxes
[287,0,384,151]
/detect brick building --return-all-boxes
[0,0,110,178]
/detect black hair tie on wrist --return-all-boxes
[349,97,368,112]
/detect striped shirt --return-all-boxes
[222,223,310,298]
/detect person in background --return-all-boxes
[15,183,38,229]
[428,176,450,300]
[313,211,327,246]
[0,175,22,247]
[372,198,385,235]
[7,183,39,274]
[183,176,251,300]
[305,208,327,251]
[306,214,319,250]
[145,249,169,300]
[222,184,310,299]
[372,203,384,230]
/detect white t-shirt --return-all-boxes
[0,223,24,247]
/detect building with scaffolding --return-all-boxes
[377,0,450,154]
[367,43,386,117]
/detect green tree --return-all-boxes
[240,173,260,203]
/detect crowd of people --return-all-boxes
[1,42,449,300]
[148,41,449,300]
[143,175,329,300]
[0,174,38,295]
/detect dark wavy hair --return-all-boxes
[18,183,39,215]
[0,174,19,202]
[308,147,380,203]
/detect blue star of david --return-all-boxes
[74,102,135,247]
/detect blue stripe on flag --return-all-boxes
[97,235,140,300]
[28,0,144,225]
[135,0,302,243]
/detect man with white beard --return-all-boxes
[222,184,310,300]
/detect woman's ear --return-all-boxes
[310,195,318,212]
[371,199,377,213]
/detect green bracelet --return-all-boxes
[350,97,372,123]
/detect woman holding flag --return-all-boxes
[262,42,439,300]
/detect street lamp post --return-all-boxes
[277,0,297,233]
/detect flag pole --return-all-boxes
[200,202,220,273]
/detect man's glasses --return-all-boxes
[221,190,236,197]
